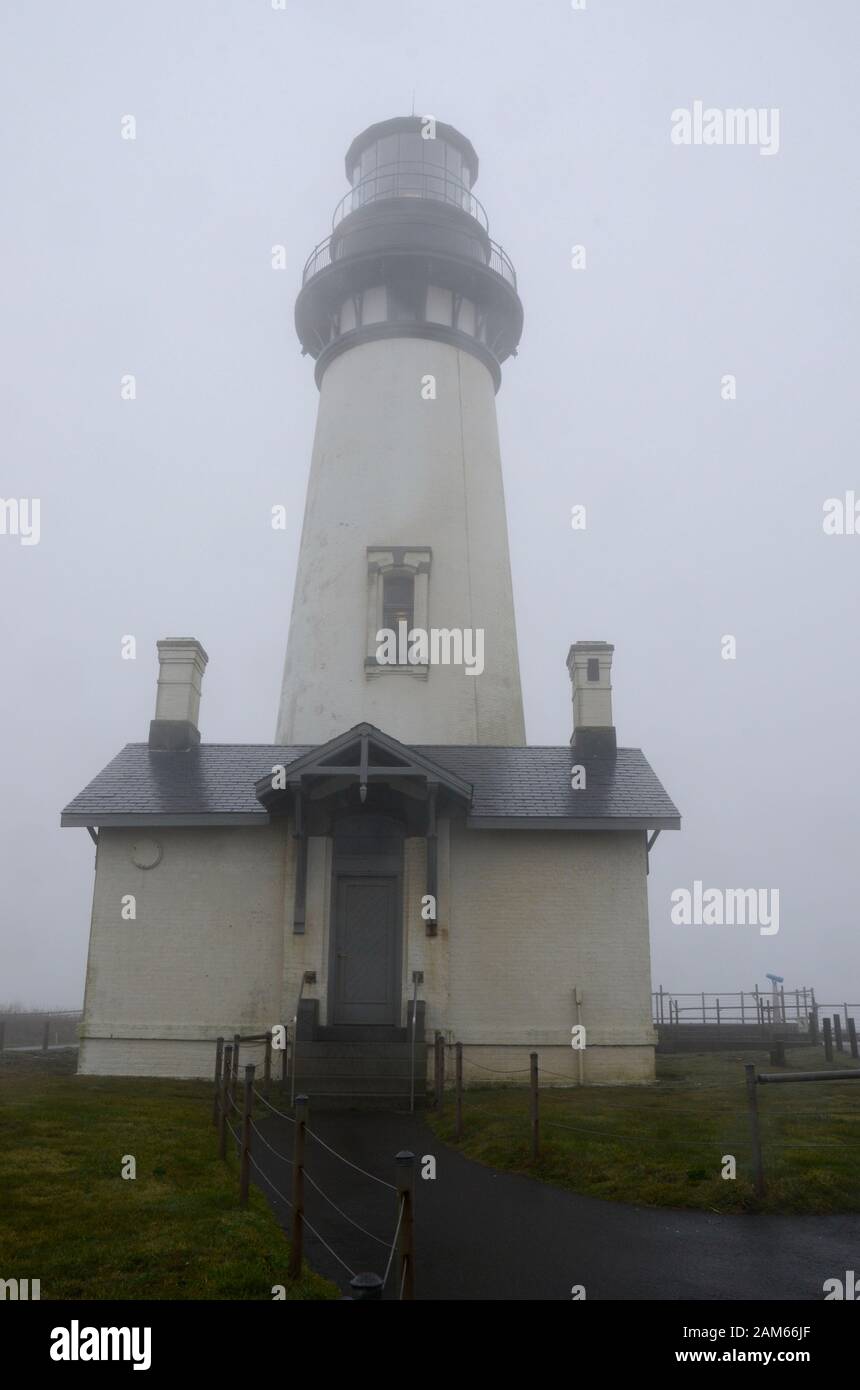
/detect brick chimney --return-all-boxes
[566,640,617,755]
[149,638,208,750]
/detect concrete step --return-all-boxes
[293,1074,422,1096]
[292,1036,428,1103]
[294,1041,424,1061]
[294,1058,422,1078]
[311,1025,411,1044]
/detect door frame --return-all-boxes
[329,873,401,1027]
[327,814,404,1030]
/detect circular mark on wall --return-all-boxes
[130,838,162,870]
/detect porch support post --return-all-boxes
[426,783,438,937]
[291,783,307,934]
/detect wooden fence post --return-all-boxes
[218,1044,233,1159]
[42,1018,50,1052]
[848,1018,859,1060]
[740,991,745,1024]
[288,1094,307,1279]
[716,997,721,1026]
[395,1150,415,1301]
[212,1036,224,1127]
[239,1064,254,1206]
[823,1016,833,1062]
[529,1052,539,1161]
[744,1063,766,1198]
[231,1034,240,1105]
[263,1031,272,1099]
[834,1014,844,1053]
[455,1041,463,1142]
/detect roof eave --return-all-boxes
[61,811,680,831]
[60,812,271,828]
[465,815,682,831]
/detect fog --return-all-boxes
[1,0,857,1010]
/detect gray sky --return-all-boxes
[1,0,858,1009]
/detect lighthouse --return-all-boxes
[276,116,526,746]
[64,112,680,1090]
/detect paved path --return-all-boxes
[249,1105,860,1301]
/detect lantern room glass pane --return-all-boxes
[399,133,423,165]
[375,134,398,196]
[398,133,423,195]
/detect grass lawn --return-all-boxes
[0,1051,338,1300]
[426,1046,860,1214]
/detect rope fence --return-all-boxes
[211,1036,415,1301]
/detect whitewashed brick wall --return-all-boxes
[79,818,655,1083]
[79,825,290,1078]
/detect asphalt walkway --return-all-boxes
[248,1104,860,1301]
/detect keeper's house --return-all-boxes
[61,638,679,1090]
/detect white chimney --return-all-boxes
[149,638,208,750]
[566,640,616,754]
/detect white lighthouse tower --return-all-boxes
[276,116,526,746]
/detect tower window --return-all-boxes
[382,573,414,633]
[587,658,600,681]
[366,547,432,677]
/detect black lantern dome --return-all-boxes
[295,116,523,391]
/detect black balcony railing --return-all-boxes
[332,163,489,232]
[301,229,517,291]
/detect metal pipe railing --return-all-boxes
[332,162,488,231]
[301,227,517,290]
[409,972,423,1114]
[653,985,829,1027]
[290,971,316,1108]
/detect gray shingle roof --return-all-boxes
[61,742,680,830]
